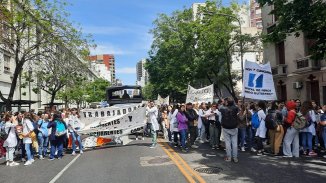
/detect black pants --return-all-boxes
[256,137,264,151]
[203,122,210,140]
[188,126,197,145]
[173,132,179,144]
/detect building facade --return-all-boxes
[136,59,149,87]
[250,0,262,29]
[262,4,326,105]
[88,54,116,83]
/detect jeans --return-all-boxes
[25,143,32,161]
[5,147,15,162]
[180,129,187,149]
[198,126,205,141]
[50,138,64,159]
[151,125,157,145]
[322,127,326,150]
[246,127,255,149]
[301,132,313,152]
[238,127,246,148]
[209,125,220,147]
[71,132,83,152]
[283,127,300,157]
[223,128,238,158]
[38,136,49,156]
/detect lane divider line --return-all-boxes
[158,139,206,183]
[49,154,81,183]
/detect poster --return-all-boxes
[186,84,214,103]
[155,94,170,105]
[241,60,277,101]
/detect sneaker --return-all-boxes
[199,140,204,144]
[39,155,44,160]
[241,147,245,152]
[30,159,35,163]
[21,158,26,162]
[257,151,263,156]
[9,162,19,167]
[251,148,257,152]
[191,145,199,149]
[49,158,55,161]
[71,151,76,156]
[142,137,145,140]
[308,151,318,156]
[58,157,62,160]
[150,144,157,148]
[80,150,83,154]
[233,158,239,163]
[6,161,10,166]
[24,161,32,166]
[135,137,139,140]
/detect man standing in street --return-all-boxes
[185,103,199,148]
[146,101,159,148]
[220,98,239,163]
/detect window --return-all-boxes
[3,54,10,72]
[276,41,285,65]
[297,59,309,69]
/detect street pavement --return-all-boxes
[0,136,326,183]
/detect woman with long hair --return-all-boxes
[3,113,19,166]
[177,104,188,152]
[238,103,252,152]
[255,101,267,155]
[22,112,35,166]
[169,104,179,147]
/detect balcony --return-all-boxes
[294,56,321,74]
[272,64,287,78]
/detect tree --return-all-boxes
[0,0,93,110]
[84,78,110,103]
[142,83,156,101]
[257,0,326,60]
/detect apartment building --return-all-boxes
[262,5,326,105]
[88,54,116,83]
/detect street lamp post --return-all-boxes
[206,12,244,84]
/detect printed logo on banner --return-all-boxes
[248,73,263,88]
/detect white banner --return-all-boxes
[241,60,277,100]
[155,94,170,105]
[186,84,214,103]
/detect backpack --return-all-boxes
[55,120,67,137]
[251,112,260,129]
[221,107,238,129]
[265,112,277,130]
[293,112,310,130]
[0,125,11,141]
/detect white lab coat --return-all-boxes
[255,109,267,138]
[168,109,179,132]
[146,106,159,131]
[3,122,17,148]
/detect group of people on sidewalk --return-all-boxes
[0,108,84,166]
[146,98,326,163]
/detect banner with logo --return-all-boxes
[186,84,214,103]
[241,60,277,101]
[155,94,170,105]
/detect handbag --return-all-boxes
[25,121,36,139]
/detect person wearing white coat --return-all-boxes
[146,102,159,148]
[168,106,179,147]
[3,114,19,166]
[255,101,267,155]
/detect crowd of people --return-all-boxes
[146,98,326,163]
[0,109,83,166]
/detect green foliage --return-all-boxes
[142,83,156,100]
[258,0,326,60]
[147,1,256,101]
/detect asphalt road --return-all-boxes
[1,136,326,183]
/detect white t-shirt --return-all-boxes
[23,119,34,144]
[205,109,222,123]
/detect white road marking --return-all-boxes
[49,154,81,183]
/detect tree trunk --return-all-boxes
[49,91,56,110]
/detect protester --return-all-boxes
[283,101,300,158]
[220,98,239,163]
[185,103,199,149]
[22,113,35,166]
[206,104,222,149]
[161,108,169,140]
[3,113,19,166]
[146,101,159,148]
[177,104,188,152]
[197,102,208,143]
[38,113,50,159]
[169,105,179,147]
[48,112,67,160]
[267,101,284,156]
[68,109,83,155]
[237,104,252,152]
[255,101,267,155]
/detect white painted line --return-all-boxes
[49,154,81,183]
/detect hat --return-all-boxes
[186,102,192,106]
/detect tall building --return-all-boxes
[136,59,149,87]
[261,4,326,105]
[88,54,116,83]
[250,0,262,29]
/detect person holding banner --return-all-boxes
[147,102,159,148]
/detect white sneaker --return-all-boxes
[251,148,257,152]
[191,145,199,149]
[6,161,10,166]
[72,151,76,156]
[142,137,145,140]
[135,137,138,140]
[241,147,245,152]
[9,162,19,167]
[24,161,32,166]
[39,155,44,160]
[30,159,35,163]
[80,150,83,154]
[199,140,204,144]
